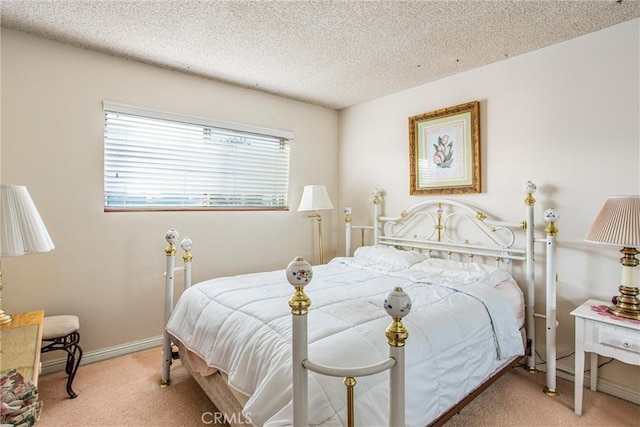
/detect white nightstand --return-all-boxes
[571,299,640,415]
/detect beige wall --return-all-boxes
[338,19,640,399]
[1,29,338,353]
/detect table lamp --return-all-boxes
[0,184,55,324]
[298,185,334,264]
[585,195,640,320]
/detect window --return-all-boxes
[103,102,292,211]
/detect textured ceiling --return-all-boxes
[2,0,639,110]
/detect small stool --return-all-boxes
[41,315,83,399]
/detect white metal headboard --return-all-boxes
[345,181,560,396]
[378,199,525,267]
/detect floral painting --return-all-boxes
[433,135,454,168]
[409,101,481,195]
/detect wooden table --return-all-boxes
[0,310,45,385]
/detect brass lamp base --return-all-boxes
[0,310,13,325]
[0,271,11,325]
[608,285,640,320]
[608,248,640,320]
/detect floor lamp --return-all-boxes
[0,184,55,325]
[298,185,334,265]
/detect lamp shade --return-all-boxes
[585,195,640,248]
[1,184,55,256]
[298,185,334,212]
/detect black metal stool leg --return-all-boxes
[65,340,82,398]
[65,349,74,376]
[42,330,82,399]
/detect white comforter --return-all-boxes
[167,254,523,426]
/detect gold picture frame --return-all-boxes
[409,101,481,195]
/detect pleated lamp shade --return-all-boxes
[585,195,640,248]
[298,185,334,212]
[1,184,55,257]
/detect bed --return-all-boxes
[160,181,559,426]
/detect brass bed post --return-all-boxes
[182,238,193,289]
[385,287,410,427]
[543,208,559,396]
[287,257,313,426]
[372,188,382,244]
[345,207,353,256]
[436,202,443,242]
[161,229,179,387]
[523,182,537,373]
[344,376,356,427]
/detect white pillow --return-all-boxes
[409,257,512,286]
[353,246,428,270]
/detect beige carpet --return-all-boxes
[36,347,639,426]
[37,347,215,426]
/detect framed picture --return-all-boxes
[409,101,481,195]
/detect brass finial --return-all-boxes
[525,194,536,206]
[181,238,193,262]
[289,286,311,315]
[385,318,409,347]
[372,188,381,205]
[345,207,352,223]
[543,208,559,236]
[524,181,537,206]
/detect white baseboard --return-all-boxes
[536,363,640,405]
[41,335,163,375]
[567,370,639,405]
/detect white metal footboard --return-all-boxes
[161,228,193,387]
[287,257,411,427]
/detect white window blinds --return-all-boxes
[103,102,292,210]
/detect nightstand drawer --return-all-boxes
[596,326,640,354]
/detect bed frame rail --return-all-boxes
[287,257,411,427]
